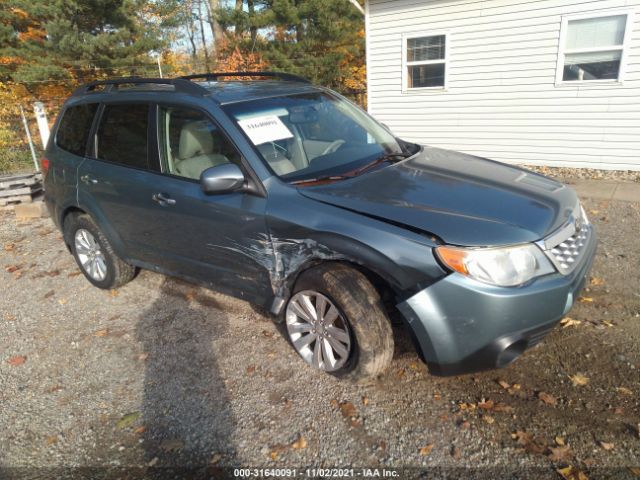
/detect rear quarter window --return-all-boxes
[56,103,99,156]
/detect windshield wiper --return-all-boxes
[290,152,413,186]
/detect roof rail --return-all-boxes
[71,77,209,97]
[180,71,311,83]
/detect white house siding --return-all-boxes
[366,0,640,170]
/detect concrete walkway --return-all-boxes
[569,180,640,202]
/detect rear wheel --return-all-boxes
[285,264,394,381]
[64,214,136,289]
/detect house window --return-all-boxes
[558,12,633,83]
[404,34,447,89]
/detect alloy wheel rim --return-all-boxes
[286,290,352,372]
[74,229,107,282]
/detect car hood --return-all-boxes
[297,147,579,246]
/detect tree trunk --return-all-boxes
[248,0,257,45]
[235,0,243,39]
[197,0,210,70]
[206,0,223,58]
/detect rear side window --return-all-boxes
[56,103,98,156]
[96,104,149,169]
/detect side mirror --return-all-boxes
[200,163,245,194]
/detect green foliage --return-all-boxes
[218,0,365,91]
[0,0,172,84]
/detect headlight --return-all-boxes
[435,243,555,287]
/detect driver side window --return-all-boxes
[159,106,241,180]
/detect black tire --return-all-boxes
[64,213,136,290]
[287,263,394,381]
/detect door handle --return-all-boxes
[152,192,176,206]
[80,175,98,185]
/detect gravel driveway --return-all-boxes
[0,195,638,480]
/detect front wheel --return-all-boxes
[285,264,394,381]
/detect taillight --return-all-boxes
[40,157,50,175]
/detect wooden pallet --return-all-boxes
[0,173,42,191]
[0,194,36,207]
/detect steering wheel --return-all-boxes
[321,139,346,156]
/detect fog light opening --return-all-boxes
[496,340,527,368]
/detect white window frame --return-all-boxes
[402,31,448,92]
[555,10,634,86]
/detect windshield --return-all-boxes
[223,91,409,182]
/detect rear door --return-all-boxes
[77,102,168,265]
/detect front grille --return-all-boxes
[548,227,590,273]
[540,204,591,275]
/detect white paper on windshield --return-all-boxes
[238,115,294,145]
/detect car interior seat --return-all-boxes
[175,121,230,179]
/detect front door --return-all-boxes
[140,104,272,303]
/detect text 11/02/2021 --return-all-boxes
[233,468,400,478]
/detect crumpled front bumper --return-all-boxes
[397,227,597,376]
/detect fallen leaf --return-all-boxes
[45,270,60,277]
[160,438,184,451]
[493,402,515,413]
[338,401,357,419]
[497,380,511,390]
[433,393,441,400]
[482,415,495,424]
[4,264,19,273]
[134,426,146,434]
[418,444,434,456]
[58,298,67,305]
[46,435,57,445]
[579,297,594,303]
[44,290,55,299]
[548,445,573,462]
[268,444,287,460]
[45,385,62,394]
[602,320,614,328]
[557,466,588,480]
[555,436,566,446]
[512,430,546,455]
[330,399,339,409]
[94,328,109,337]
[617,387,633,395]
[590,277,604,286]
[246,365,256,375]
[7,355,26,366]
[458,402,476,411]
[136,352,149,361]
[3,243,14,251]
[569,374,589,386]
[561,317,582,328]
[538,392,557,406]
[67,271,82,277]
[148,457,159,467]
[261,330,274,338]
[290,436,307,450]
[628,467,640,476]
[116,411,140,430]
[598,441,614,451]
[362,396,369,406]
[210,453,223,465]
[409,361,420,370]
[109,289,119,297]
[478,399,494,410]
[3,313,16,321]
[184,291,196,301]
[450,445,461,460]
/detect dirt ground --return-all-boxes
[0,194,638,480]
